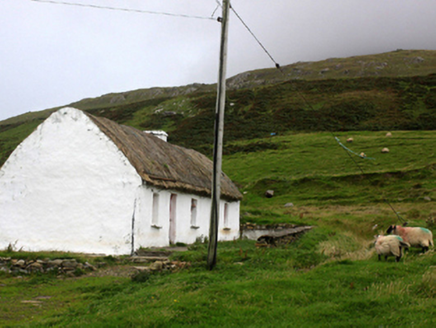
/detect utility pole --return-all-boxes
[207,0,230,270]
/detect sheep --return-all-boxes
[386,225,434,252]
[374,235,410,262]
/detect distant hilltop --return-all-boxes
[2,49,436,126]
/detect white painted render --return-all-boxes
[133,186,240,250]
[0,107,240,255]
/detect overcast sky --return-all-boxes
[1,0,436,121]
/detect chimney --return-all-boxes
[144,130,168,142]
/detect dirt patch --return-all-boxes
[84,265,141,278]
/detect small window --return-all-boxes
[190,198,199,229]
[151,193,161,229]
[223,202,230,229]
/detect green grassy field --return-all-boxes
[1,130,435,327]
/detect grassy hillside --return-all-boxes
[1,72,436,166]
[1,50,435,326]
[1,49,436,165]
[1,130,435,327]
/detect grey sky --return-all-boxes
[1,0,436,121]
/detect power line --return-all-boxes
[30,0,217,21]
[229,2,281,69]
[211,1,220,18]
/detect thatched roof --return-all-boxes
[86,112,242,201]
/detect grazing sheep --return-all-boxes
[386,225,434,252]
[374,235,410,262]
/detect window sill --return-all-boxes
[151,224,162,229]
[223,227,231,231]
[190,225,200,230]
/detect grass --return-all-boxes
[1,129,435,326]
[1,238,434,327]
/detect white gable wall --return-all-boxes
[0,108,141,255]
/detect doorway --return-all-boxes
[169,194,177,244]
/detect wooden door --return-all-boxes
[169,194,177,244]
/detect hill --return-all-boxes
[1,50,436,327]
[2,49,436,126]
[3,50,436,165]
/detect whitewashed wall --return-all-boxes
[133,185,240,249]
[0,108,141,255]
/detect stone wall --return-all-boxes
[0,257,97,277]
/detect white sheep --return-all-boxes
[374,235,410,262]
[386,225,434,252]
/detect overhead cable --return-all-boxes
[229,2,281,69]
[30,0,216,20]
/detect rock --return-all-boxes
[16,260,26,268]
[110,95,126,104]
[48,259,64,267]
[265,190,274,198]
[27,262,43,273]
[62,260,78,268]
[163,111,177,116]
[381,147,390,153]
[134,266,151,272]
[150,261,164,271]
[61,260,78,272]
[284,203,294,207]
[84,262,98,271]
[424,196,432,202]
[411,56,424,64]
[0,267,11,274]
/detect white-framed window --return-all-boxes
[151,192,161,229]
[190,198,199,229]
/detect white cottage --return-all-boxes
[0,107,242,255]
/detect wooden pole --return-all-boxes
[207,0,230,270]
